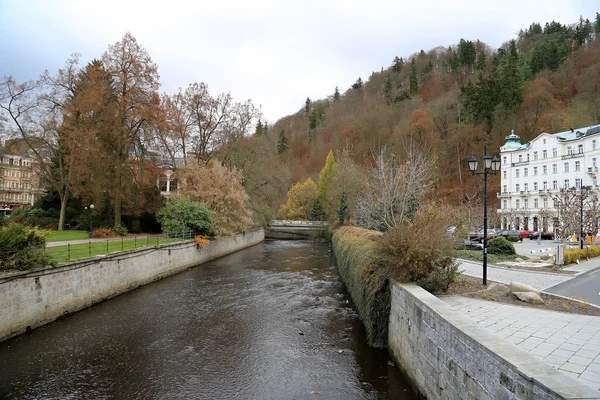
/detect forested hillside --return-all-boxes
[231,14,600,222]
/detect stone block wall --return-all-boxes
[389,282,599,400]
[0,229,264,342]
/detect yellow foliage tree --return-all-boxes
[278,178,317,220]
[317,150,336,201]
[177,159,252,236]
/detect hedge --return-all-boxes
[564,246,600,265]
[332,226,389,348]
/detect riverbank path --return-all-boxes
[46,235,160,248]
[442,296,600,392]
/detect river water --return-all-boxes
[0,240,416,399]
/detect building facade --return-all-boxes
[0,154,44,214]
[498,124,600,233]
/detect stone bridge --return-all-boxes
[265,220,329,240]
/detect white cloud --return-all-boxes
[0,0,596,122]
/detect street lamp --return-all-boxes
[88,204,95,238]
[468,143,501,285]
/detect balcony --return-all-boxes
[588,166,598,174]
[497,192,511,198]
[511,161,529,167]
[562,152,584,160]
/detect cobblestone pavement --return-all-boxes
[457,259,572,290]
[442,296,600,391]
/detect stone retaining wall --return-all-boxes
[0,229,264,343]
[389,282,600,400]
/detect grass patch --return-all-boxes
[453,250,526,265]
[45,230,90,242]
[47,237,186,263]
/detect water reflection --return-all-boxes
[0,240,415,399]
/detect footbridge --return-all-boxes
[265,220,329,240]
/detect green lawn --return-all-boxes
[45,230,90,242]
[47,237,187,263]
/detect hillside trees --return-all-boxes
[278,178,318,220]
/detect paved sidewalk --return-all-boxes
[46,235,160,248]
[457,259,572,290]
[442,296,600,391]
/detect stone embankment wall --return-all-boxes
[0,229,264,343]
[389,282,600,400]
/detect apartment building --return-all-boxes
[498,124,600,233]
[0,153,43,214]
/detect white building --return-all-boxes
[498,124,600,233]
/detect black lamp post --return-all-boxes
[85,204,95,238]
[468,143,501,285]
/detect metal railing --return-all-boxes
[46,231,198,263]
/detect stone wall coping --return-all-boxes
[396,282,600,399]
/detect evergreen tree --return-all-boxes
[333,86,340,102]
[422,60,433,75]
[352,77,363,90]
[392,56,404,73]
[449,50,461,73]
[384,75,392,104]
[338,191,348,225]
[595,13,600,35]
[475,52,486,71]
[254,119,263,136]
[263,122,269,134]
[277,129,288,155]
[409,60,418,95]
[458,39,476,70]
[305,97,311,115]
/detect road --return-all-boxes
[546,267,600,307]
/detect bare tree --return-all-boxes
[355,145,436,231]
[552,188,587,243]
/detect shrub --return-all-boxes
[379,203,458,283]
[487,237,516,255]
[0,224,55,271]
[507,235,520,242]
[416,262,462,293]
[92,227,118,238]
[9,208,58,228]
[195,235,210,247]
[112,223,128,236]
[156,198,213,235]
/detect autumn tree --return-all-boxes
[278,178,317,220]
[177,159,252,235]
[519,78,560,138]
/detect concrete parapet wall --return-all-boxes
[0,229,264,343]
[389,282,600,400]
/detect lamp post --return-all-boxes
[468,143,501,285]
[88,204,94,238]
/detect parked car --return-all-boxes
[517,230,529,239]
[528,231,554,240]
[497,230,523,242]
[476,228,499,243]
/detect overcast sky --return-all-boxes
[1,0,598,123]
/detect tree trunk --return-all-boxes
[58,190,69,231]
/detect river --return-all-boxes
[0,240,416,399]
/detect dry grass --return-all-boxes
[336,225,383,238]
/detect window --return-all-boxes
[579,144,584,154]
[564,179,570,188]
[533,182,538,191]
[533,151,538,160]
[543,198,548,208]
[533,166,538,176]
[553,148,557,157]
[594,158,597,168]
[594,140,597,150]
[568,146,573,155]
[564,162,569,172]
[553,164,557,173]
[575,161,581,171]
[519,155,523,162]
[553,180,558,189]
[503,185,507,192]
[534,198,539,208]
[516,199,520,209]
[543,181,547,190]
[516,169,520,178]
[543,138,547,145]
[543,165,547,175]
[503,171,507,179]
[527,153,530,161]
[524,183,529,192]
[516,184,520,192]
[524,199,529,209]
[576,178,582,188]
[594,178,598,187]
[503,200,507,209]
[503,156,507,165]
[543,149,547,158]
[524,168,528,177]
